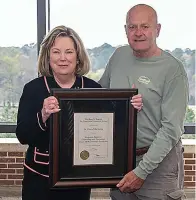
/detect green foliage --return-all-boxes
[0,133,16,138]
[0,44,195,123]
[185,107,195,123]
[0,102,17,123]
[0,47,21,59]
[86,69,104,81]
[181,134,195,139]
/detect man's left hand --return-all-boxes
[116,171,144,193]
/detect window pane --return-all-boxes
[50,0,195,124]
[0,0,37,123]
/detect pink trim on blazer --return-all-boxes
[37,112,46,131]
[44,75,84,90]
[44,76,50,93]
[24,163,49,178]
[34,147,49,165]
[81,76,84,88]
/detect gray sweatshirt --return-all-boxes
[98,45,189,179]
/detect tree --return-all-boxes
[0,55,21,106]
[185,107,195,123]
[86,69,105,81]
[0,101,17,122]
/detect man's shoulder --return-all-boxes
[163,50,183,65]
[109,45,134,63]
[162,50,187,76]
[83,76,102,88]
[114,45,133,55]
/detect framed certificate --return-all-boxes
[49,89,137,188]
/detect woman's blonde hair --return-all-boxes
[38,25,90,76]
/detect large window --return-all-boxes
[50,0,195,125]
[0,0,195,137]
[0,0,37,137]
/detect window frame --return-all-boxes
[0,0,195,136]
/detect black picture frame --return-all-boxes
[49,89,137,188]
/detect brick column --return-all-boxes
[0,141,27,186]
[183,144,196,188]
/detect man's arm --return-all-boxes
[117,64,189,192]
[133,70,189,180]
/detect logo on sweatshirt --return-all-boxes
[138,76,150,84]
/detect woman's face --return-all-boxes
[49,36,77,76]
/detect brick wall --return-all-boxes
[0,151,24,186]
[184,152,196,188]
[0,141,195,188]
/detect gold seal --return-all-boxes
[80,150,89,160]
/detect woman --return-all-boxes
[16,25,143,200]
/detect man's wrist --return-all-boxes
[133,165,148,180]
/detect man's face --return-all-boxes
[125,8,161,52]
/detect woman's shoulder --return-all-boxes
[24,76,44,87]
[82,76,102,88]
[23,76,46,93]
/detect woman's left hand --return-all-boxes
[131,94,143,111]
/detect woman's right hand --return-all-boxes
[41,96,61,123]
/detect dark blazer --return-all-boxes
[16,75,101,177]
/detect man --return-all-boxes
[99,4,189,200]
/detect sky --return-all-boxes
[0,0,195,50]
